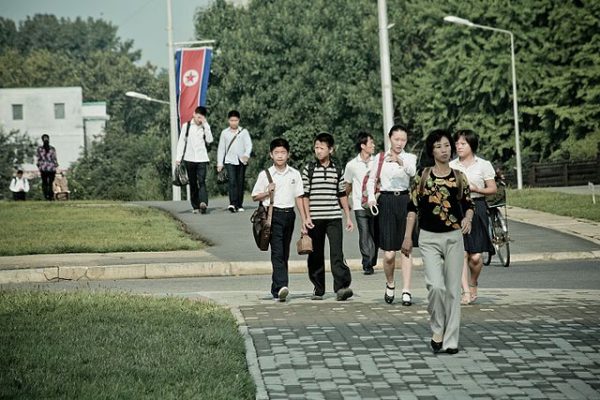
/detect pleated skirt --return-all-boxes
[376,192,409,251]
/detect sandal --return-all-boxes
[461,290,471,305]
[384,283,395,304]
[469,283,478,303]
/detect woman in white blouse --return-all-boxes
[450,130,497,304]
[367,125,417,306]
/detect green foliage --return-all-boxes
[0,291,255,399]
[0,127,36,200]
[508,188,600,222]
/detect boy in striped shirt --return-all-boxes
[301,132,354,301]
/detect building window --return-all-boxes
[54,103,65,119]
[12,104,23,120]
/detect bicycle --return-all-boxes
[483,176,511,267]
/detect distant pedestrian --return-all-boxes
[176,106,213,214]
[9,169,29,201]
[367,125,417,306]
[36,134,58,200]
[450,129,497,304]
[251,138,304,302]
[52,171,70,200]
[401,129,474,355]
[216,110,252,213]
[344,131,378,275]
[302,132,354,301]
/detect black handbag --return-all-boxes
[250,169,274,251]
[217,129,241,184]
[173,123,191,187]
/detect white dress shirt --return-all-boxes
[367,150,416,202]
[176,121,213,162]
[450,156,496,198]
[217,127,253,167]
[343,154,375,209]
[252,165,304,208]
[10,177,30,193]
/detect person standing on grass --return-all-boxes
[401,129,474,355]
[301,132,354,301]
[252,138,304,302]
[217,110,252,213]
[343,131,378,275]
[9,169,29,201]
[176,106,213,214]
[367,125,417,306]
[450,129,497,304]
[36,134,58,201]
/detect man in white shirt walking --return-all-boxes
[344,131,378,275]
[176,106,213,214]
[252,138,305,301]
[9,169,30,201]
[217,110,253,212]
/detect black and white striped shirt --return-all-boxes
[302,161,346,220]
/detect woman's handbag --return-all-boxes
[172,163,189,187]
[250,170,274,251]
[296,233,313,255]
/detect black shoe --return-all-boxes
[336,287,353,301]
[384,284,395,304]
[228,205,236,213]
[401,291,412,306]
[444,348,459,355]
[431,340,443,354]
[363,267,374,275]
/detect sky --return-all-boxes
[1,0,215,69]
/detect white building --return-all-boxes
[0,87,109,171]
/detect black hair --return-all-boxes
[453,129,479,154]
[41,134,50,141]
[425,129,455,159]
[354,131,373,153]
[227,110,241,119]
[16,169,23,174]
[270,138,290,152]
[314,132,334,148]
[388,124,409,138]
[194,106,207,116]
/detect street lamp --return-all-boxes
[125,91,169,105]
[444,15,523,189]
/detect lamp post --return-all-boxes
[125,91,169,105]
[443,15,523,189]
[377,0,394,151]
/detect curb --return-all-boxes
[1,251,599,284]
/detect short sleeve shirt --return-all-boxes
[449,156,496,198]
[251,165,303,208]
[343,155,374,209]
[302,161,345,220]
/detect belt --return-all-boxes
[273,207,294,212]
[380,190,408,196]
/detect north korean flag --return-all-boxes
[175,47,213,129]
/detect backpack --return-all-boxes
[360,152,386,210]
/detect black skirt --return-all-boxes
[463,198,495,254]
[376,192,409,251]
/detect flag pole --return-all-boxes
[167,0,180,201]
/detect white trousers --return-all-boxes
[420,229,464,350]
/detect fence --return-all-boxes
[527,158,600,187]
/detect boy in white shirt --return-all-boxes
[252,138,304,302]
[9,169,30,201]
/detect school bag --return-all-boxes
[360,152,386,213]
[250,169,274,251]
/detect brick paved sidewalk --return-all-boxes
[240,295,600,399]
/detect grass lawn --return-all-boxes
[508,188,600,222]
[0,201,203,256]
[0,291,255,399]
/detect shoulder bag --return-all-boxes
[217,129,241,184]
[250,169,274,251]
[173,123,191,187]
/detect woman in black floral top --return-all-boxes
[401,129,474,355]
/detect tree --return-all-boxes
[0,128,36,200]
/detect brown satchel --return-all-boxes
[251,169,274,251]
[296,233,313,255]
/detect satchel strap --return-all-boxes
[222,128,242,164]
[265,169,274,225]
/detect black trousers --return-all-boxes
[307,218,352,295]
[41,170,55,201]
[225,163,246,209]
[185,161,208,210]
[12,192,26,201]
[354,209,378,269]
[270,209,296,297]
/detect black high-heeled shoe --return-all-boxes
[384,284,395,304]
[430,339,443,354]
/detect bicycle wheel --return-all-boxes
[491,209,510,267]
[483,213,494,266]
